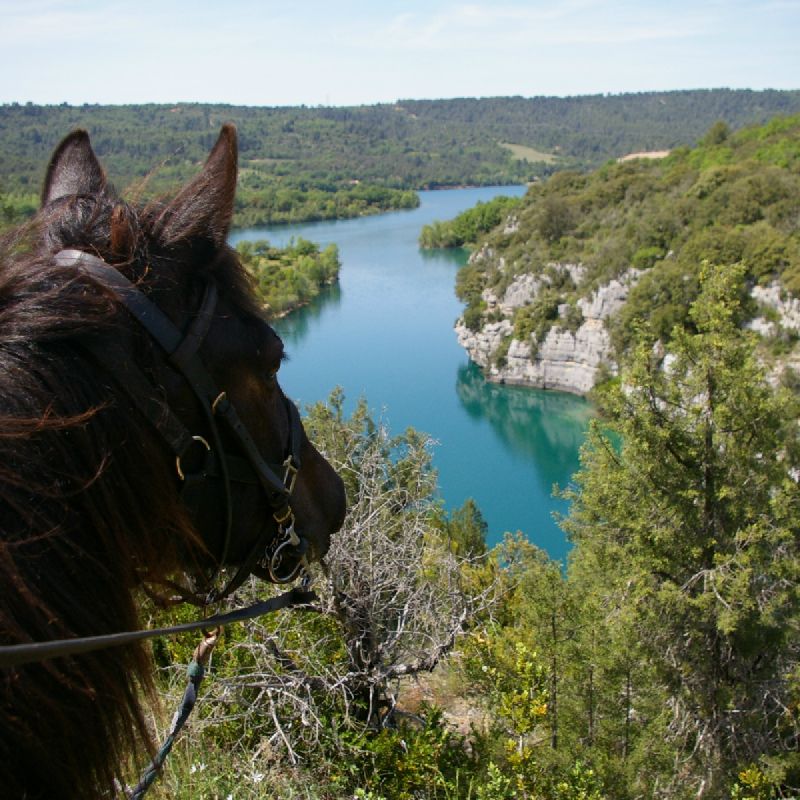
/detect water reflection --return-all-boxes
[417,246,470,268]
[274,283,342,348]
[456,362,592,497]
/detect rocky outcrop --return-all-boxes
[457,267,800,396]
[455,266,640,395]
[747,281,800,385]
[457,319,514,371]
[749,282,800,335]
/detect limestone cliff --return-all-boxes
[457,267,800,395]
[456,263,640,395]
[452,116,800,396]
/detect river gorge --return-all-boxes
[230,187,592,562]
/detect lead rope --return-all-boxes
[127,628,221,800]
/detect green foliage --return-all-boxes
[563,264,800,796]
[730,764,780,800]
[513,288,561,343]
[456,260,491,332]
[420,195,522,249]
[234,183,420,228]
[3,91,800,231]
[435,498,489,558]
[561,302,584,333]
[343,706,478,800]
[0,190,37,227]
[236,237,340,317]
[703,120,732,146]
[471,635,548,735]
[631,244,664,269]
[535,194,575,243]
[455,114,800,372]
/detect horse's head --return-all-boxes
[37,125,346,597]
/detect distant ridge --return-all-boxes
[2,89,799,193]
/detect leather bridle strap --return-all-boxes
[55,249,307,599]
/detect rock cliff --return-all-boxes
[456,265,640,395]
[457,268,800,395]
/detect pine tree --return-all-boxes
[563,263,800,797]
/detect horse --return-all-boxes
[0,125,346,799]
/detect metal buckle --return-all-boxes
[282,456,299,494]
[211,391,227,415]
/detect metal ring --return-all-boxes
[211,391,227,415]
[175,435,211,481]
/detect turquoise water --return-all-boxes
[230,188,592,562]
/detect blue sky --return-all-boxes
[1,0,797,106]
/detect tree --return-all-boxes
[563,263,800,797]
[171,392,497,787]
[438,497,489,558]
[703,120,731,146]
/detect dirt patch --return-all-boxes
[397,663,489,736]
[617,150,670,162]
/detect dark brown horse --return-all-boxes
[0,126,346,798]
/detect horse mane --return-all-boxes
[0,186,232,797]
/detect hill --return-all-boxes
[2,90,800,228]
[454,115,800,394]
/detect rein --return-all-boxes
[54,249,311,601]
[0,587,316,668]
[0,249,326,793]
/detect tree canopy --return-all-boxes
[3,90,800,229]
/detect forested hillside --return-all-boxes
[2,89,800,228]
[149,280,799,798]
[455,115,800,392]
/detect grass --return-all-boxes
[499,142,559,164]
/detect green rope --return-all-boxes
[128,633,217,800]
[110,588,315,799]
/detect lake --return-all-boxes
[230,187,592,562]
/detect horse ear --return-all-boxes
[155,124,238,249]
[41,130,106,207]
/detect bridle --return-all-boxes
[55,248,311,603]
[0,247,320,793]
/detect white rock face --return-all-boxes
[578,270,640,320]
[747,282,800,387]
[456,320,512,370]
[750,282,800,333]
[455,266,641,395]
[457,260,800,396]
[497,319,612,394]
[501,274,543,310]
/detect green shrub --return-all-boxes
[513,289,561,342]
[462,303,485,332]
[631,245,665,269]
[236,237,340,316]
[420,195,522,249]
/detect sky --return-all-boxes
[0,0,798,107]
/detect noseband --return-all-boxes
[55,249,310,602]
